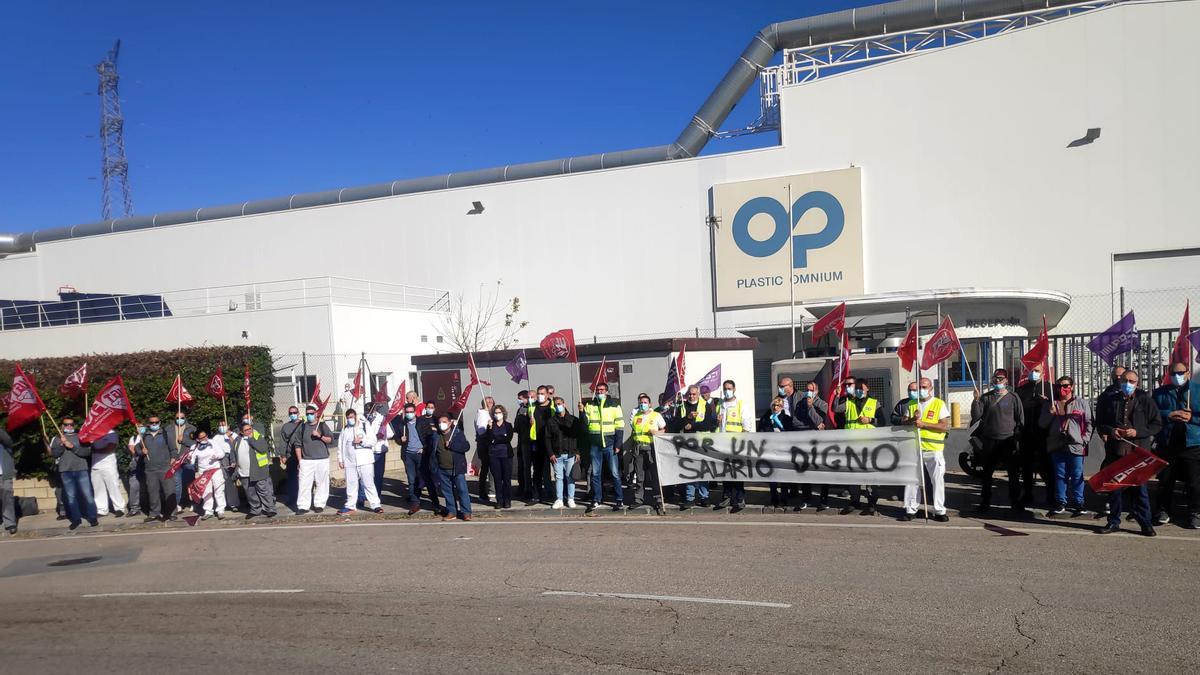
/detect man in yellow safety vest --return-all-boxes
[716,379,752,513]
[670,385,715,509]
[840,377,881,516]
[628,392,666,513]
[900,378,951,522]
[580,382,625,512]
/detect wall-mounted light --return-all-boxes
[467,201,485,215]
[1067,128,1101,148]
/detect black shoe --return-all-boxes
[4,526,15,535]
[839,505,856,515]
[168,515,179,521]
[1097,524,1120,534]
[294,509,308,516]
[898,512,914,522]
[143,516,158,524]
[679,502,693,511]
[1153,511,1170,526]
[611,503,623,512]
[717,497,732,508]
[1140,526,1157,537]
[974,504,991,514]
[68,522,80,531]
[816,503,829,513]
[861,507,876,516]
[1047,505,1067,518]
[313,507,324,514]
[126,512,141,518]
[698,499,709,508]
[730,504,745,514]
[1182,515,1200,530]
[87,520,99,527]
[112,510,124,518]
[932,513,949,523]
[245,513,259,520]
[266,512,277,518]
[56,514,67,521]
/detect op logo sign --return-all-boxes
[712,168,864,310]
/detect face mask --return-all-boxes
[1121,382,1136,396]
[1057,387,1072,399]
[137,426,147,435]
[1172,373,1188,386]
[639,402,649,412]
[994,383,1007,391]
[777,386,787,396]
[289,413,298,422]
[1029,371,1042,382]
[149,424,160,432]
[438,422,449,432]
[404,412,415,420]
[494,412,504,421]
[596,393,607,401]
[175,418,186,426]
[919,388,930,399]
[424,409,434,417]
[346,418,356,427]
[306,414,316,422]
[855,388,865,398]
[908,390,919,401]
[804,391,814,399]
[519,398,528,405]
[243,418,251,425]
[536,394,546,403]
[723,389,734,399]
[555,404,565,413]
[218,425,228,434]
[63,426,76,434]
[844,385,854,395]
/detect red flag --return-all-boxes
[379,380,408,436]
[1021,316,1049,371]
[80,375,138,443]
[467,353,491,387]
[166,374,194,406]
[589,357,609,393]
[1087,446,1168,493]
[7,364,48,432]
[205,367,226,399]
[447,383,474,418]
[897,323,919,373]
[920,316,960,370]
[351,367,364,401]
[59,363,89,399]
[676,344,687,393]
[164,448,195,480]
[811,302,847,342]
[1163,301,1191,385]
[308,379,323,409]
[540,329,578,363]
[188,467,221,504]
[243,365,252,413]
[374,378,390,405]
[824,332,852,430]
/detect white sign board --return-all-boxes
[712,168,864,309]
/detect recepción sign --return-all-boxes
[713,168,864,309]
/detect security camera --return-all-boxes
[241,330,250,339]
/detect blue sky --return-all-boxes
[1,0,860,232]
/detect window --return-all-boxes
[948,340,989,388]
[420,335,428,343]
[295,375,317,403]
[435,335,444,343]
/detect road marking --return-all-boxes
[542,590,791,609]
[82,589,304,598]
[4,517,1198,544]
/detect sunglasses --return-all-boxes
[1173,371,1188,376]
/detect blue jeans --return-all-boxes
[683,482,709,503]
[553,454,576,502]
[60,470,98,525]
[590,441,623,506]
[373,450,387,497]
[403,451,437,508]
[1108,483,1151,528]
[1051,451,1085,507]
[722,481,746,506]
[437,467,471,516]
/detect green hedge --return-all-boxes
[1,346,273,478]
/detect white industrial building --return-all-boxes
[1,0,1197,417]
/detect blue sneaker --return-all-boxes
[337,508,356,515]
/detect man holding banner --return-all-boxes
[900,379,951,522]
[1095,369,1162,536]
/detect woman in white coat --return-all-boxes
[190,430,227,520]
[338,409,383,514]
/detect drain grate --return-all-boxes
[47,556,103,567]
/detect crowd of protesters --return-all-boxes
[2,360,1196,537]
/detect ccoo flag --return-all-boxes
[540,329,578,363]
[691,364,722,394]
[1087,445,1168,493]
[205,366,226,399]
[811,302,846,342]
[59,363,89,399]
[1021,316,1050,372]
[80,375,138,443]
[897,323,919,373]
[7,364,48,432]
[166,374,194,406]
[920,316,960,370]
[1086,311,1140,366]
[1163,301,1191,385]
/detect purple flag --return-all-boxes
[504,350,529,384]
[691,364,722,394]
[661,355,681,403]
[1188,329,1200,362]
[1086,311,1140,365]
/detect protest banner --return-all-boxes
[652,427,920,487]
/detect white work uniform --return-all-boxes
[191,441,227,515]
[365,412,390,455]
[903,400,950,516]
[339,419,380,510]
[89,431,127,515]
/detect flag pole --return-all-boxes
[787,183,796,358]
[43,409,64,440]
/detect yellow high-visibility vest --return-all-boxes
[904,397,948,452]
[845,397,878,429]
[631,410,665,444]
[720,400,744,432]
[584,398,624,437]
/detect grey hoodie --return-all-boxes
[1039,397,1092,456]
[50,433,92,472]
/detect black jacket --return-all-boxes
[792,397,828,431]
[668,401,715,433]
[759,411,793,433]
[479,422,514,458]
[970,390,1024,440]
[1095,388,1163,458]
[548,412,581,455]
[1015,382,1049,443]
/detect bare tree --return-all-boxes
[437,281,529,353]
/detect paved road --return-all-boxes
[0,514,1197,674]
